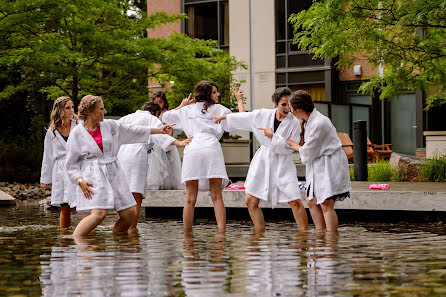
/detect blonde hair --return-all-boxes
[49,96,78,137]
[78,95,103,121]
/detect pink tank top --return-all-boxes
[88,126,103,153]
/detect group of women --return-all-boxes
[40,80,351,237]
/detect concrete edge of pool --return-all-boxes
[142,182,446,212]
[0,190,16,205]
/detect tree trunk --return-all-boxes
[72,75,78,106]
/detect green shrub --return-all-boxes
[419,154,446,182]
[349,166,355,181]
[368,160,399,182]
[349,160,402,182]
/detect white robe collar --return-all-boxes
[79,121,104,157]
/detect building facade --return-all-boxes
[147,0,444,155]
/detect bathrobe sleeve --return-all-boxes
[65,131,83,183]
[270,120,300,155]
[299,119,331,165]
[161,109,183,130]
[148,117,177,151]
[116,121,151,146]
[40,129,54,184]
[224,111,256,132]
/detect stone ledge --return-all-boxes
[142,188,446,212]
[0,190,16,206]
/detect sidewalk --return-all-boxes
[142,182,446,212]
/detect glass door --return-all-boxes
[390,94,417,155]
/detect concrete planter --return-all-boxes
[423,131,446,158]
[177,139,251,164]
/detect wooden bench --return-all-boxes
[337,132,354,163]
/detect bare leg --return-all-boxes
[59,204,71,229]
[129,193,143,232]
[184,180,198,231]
[320,199,338,232]
[114,206,137,234]
[209,178,226,231]
[288,200,308,231]
[73,209,108,237]
[306,197,326,230]
[245,194,265,231]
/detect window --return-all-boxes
[275,0,328,101]
[184,0,229,51]
[275,0,319,68]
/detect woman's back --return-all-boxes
[163,102,231,139]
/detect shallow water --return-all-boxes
[1,205,446,296]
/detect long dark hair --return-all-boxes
[152,91,169,110]
[194,81,217,114]
[289,90,314,146]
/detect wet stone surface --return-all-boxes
[0,182,49,201]
[1,205,446,296]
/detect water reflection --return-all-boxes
[180,231,229,296]
[2,206,446,296]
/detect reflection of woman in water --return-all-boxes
[243,229,307,296]
[181,231,229,296]
[306,231,340,297]
[41,234,147,296]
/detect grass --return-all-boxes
[418,154,446,182]
[349,160,401,182]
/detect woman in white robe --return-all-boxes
[213,87,308,231]
[65,95,173,237]
[146,93,185,190]
[117,102,191,230]
[287,90,351,232]
[40,96,78,229]
[162,81,243,231]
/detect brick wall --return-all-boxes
[147,0,181,38]
[339,53,378,81]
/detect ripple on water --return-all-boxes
[1,206,446,296]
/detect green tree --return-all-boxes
[0,0,244,113]
[156,34,246,111]
[0,0,244,181]
[289,0,446,109]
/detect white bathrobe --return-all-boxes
[300,109,352,204]
[225,109,301,207]
[162,102,231,191]
[65,119,152,213]
[40,119,78,207]
[117,110,176,196]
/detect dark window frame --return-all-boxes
[182,0,229,50]
[274,0,333,101]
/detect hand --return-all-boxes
[178,137,193,146]
[231,88,243,102]
[40,183,51,190]
[258,127,273,138]
[78,179,94,199]
[212,115,227,123]
[178,93,192,109]
[287,139,301,151]
[152,124,175,134]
